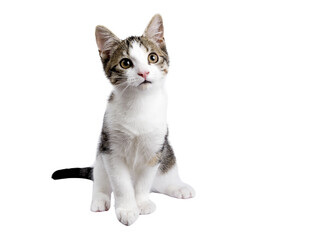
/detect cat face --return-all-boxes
[95,14,169,91]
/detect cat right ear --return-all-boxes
[95,25,120,61]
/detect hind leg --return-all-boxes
[152,164,195,199]
[91,154,112,212]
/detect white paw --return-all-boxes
[169,184,196,199]
[115,207,139,226]
[138,200,156,215]
[90,194,110,212]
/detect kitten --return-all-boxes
[52,14,195,226]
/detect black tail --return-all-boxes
[52,167,93,180]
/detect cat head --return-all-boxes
[95,14,169,92]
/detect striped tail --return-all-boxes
[52,167,93,180]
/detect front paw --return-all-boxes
[91,193,111,212]
[115,207,139,226]
[138,200,156,215]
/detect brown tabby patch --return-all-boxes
[158,130,176,173]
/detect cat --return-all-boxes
[52,14,195,226]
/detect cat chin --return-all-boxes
[137,82,153,91]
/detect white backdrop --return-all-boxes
[0,0,319,239]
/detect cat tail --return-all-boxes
[52,167,93,181]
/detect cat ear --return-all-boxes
[95,25,120,60]
[143,14,164,45]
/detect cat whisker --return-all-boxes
[117,82,131,98]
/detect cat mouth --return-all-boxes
[139,80,152,85]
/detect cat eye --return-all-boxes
[120,58,133,69]
[148,53,159,64]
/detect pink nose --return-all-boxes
[138,71,149,80]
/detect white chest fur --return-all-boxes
[105,87,168,166]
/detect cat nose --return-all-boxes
[138,71,149,80]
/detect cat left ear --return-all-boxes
[143,14,165,45]
[95,25,120,61]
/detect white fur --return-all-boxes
[91,42,195,226]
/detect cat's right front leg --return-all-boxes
[91,154,112,212]
[103,155,139,226]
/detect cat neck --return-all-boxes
[107,85,168,134]
[113,84,167,105]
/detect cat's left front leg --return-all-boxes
[135,162,159,215]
